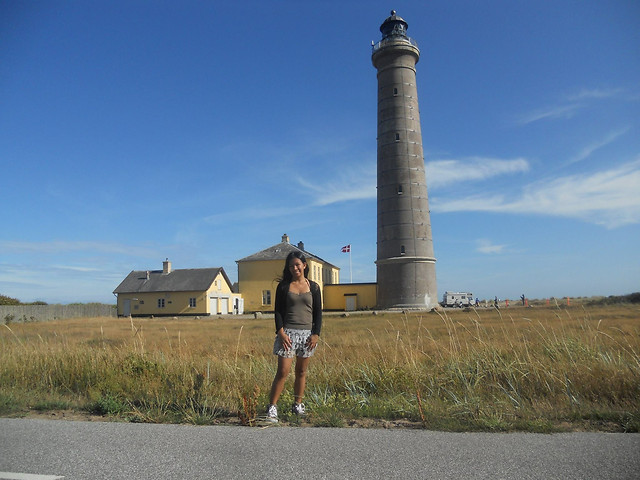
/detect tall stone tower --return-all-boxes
[372,11,437,309]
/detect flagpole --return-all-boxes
[341,244,353,283]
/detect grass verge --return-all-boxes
[1,305,638,432]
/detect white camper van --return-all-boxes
[441,291,474,308]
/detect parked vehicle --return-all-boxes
[441,291,474,308]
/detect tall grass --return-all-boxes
[1,305,638,431]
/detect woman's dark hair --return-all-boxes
[281,251,309,283]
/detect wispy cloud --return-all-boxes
[0,262,122,303]
[203,205,311,224]
[426,157,530,188]
[297,163,376,206]
[567,127,630,165]
[200,162,377,227]
[51,265,101,272]
[566,87,625,101]
[432,158,640,228]
[514,86,633,127]
[294,157,530,207]
[514,103,583,126]
[476,239,507,254]
[0,241,160,257]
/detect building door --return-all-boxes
[234,298,244,315]
[209,297,218,315]
[345,295,357,312]
[123,299,131,316]
[220,298,229,314]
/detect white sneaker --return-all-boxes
[291,402,306,416]
[265,404,278,423]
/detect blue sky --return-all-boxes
[1,1,639,304]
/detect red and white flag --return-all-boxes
[341,245,351,253]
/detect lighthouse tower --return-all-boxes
[372,11,437,309]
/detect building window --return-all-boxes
[158,298,165,308]
[217,279,222,291]
[189,298,196,308]
[395,133,400,141]
[393,87,398,95]
[400,245,406,255]
[397,184,403,194]
[262,290,271,305]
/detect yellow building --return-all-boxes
[113,259,242,317]
[236,234,340,312]
[323,283,378,311]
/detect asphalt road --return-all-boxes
[1,418,639,479]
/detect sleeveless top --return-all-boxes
[284,290,313,330]
[274,279,322,336]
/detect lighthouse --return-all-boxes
[372,11,437,309]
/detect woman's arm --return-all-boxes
[310,281,322,336]
[274,282,287,334]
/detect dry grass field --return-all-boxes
[1,303,639,431]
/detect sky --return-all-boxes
[1,0,639,304]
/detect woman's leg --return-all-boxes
[269,356,293,405]
[293,356,311,404]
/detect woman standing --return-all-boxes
[266,251,322,422]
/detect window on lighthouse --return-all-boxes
[400,245,406,255]
[393,87,398,95]
[397,185,403,194]
[395,133,400,141]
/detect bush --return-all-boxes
[90,394,127,415]
[586,292,640,306]
[0,295,20,306]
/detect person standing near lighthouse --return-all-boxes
[265,251,322,423]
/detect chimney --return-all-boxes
[297,241,304,250]
[281,233,290,244]
[163,258,172,274]
[146,271,150,280]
